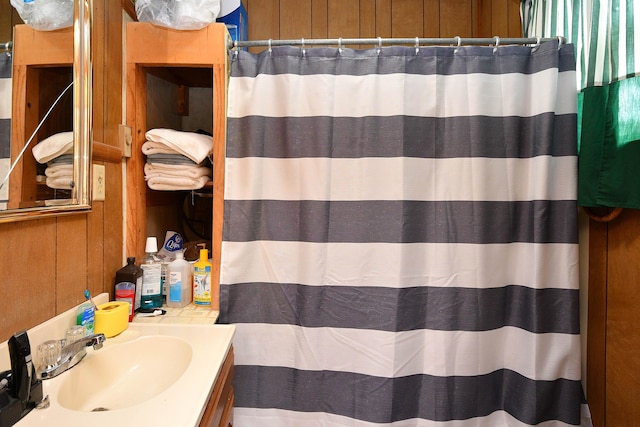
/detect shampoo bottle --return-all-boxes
[167,251,192,308]
[140,237,163,309]
[193,249,212,306]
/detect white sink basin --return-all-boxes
[56,335,192,411]
[15,322,235,427]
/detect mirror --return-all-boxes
[0,0,91,222]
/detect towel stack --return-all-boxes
[142,129,213,191]
[32,131,74,190]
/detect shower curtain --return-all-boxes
[220,40,588,426]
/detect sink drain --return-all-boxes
[91,407,109,412]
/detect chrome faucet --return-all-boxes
[36,333,106,380]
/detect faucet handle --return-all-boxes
[35,341,62,373]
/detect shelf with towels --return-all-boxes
[125,22,229,311]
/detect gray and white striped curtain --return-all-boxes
[221,40,588,426]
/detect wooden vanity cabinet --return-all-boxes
[125,22,228,310]
[199,346,234,427]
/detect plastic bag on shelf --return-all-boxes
[10,0,74,31]
[135,0,221,31]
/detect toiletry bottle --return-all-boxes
[76,302,95,335]
[140,237,163,309]
[114,257,143,321]
[167,251,192,308]
[193,249,212,306]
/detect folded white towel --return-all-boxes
[46,176,73,190]
[141,140,180,157]
[146,175,210,191]
[45,164,73,178]
[145,129,212,164]
[32,131,74,163]
[144,162,212,180]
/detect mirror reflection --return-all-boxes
[0,0,90,217]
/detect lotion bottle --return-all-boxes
[167,251,192,308]
[140,237,163,309]
[193,249,212,306]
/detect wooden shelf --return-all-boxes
[125,22,229,310]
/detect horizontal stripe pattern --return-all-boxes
[220,241,579,290]
[225,156,577,201]
[228,70,577,119]
[226,114,578,159]
[223,44,582,426]
[220,283,579,334]
[231,41,576,77]
[223,200,578,244]
[233,365,583,425]
[233,408,584,427]
[231,324,582,380]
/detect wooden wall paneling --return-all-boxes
[587,218,608,427]
[102,160,123,295]
[359,0,376,39]
[391,0,423,38]
[507,0,521,37]
[423,0,440,37]
[0,220,57,343]
[375,0,392,38]
[246,0,280,51]
[490,0,509,37]
[605,210,640,426]
[55,215,89,312]
[0,2,11,42]
[280,0,312,39]
[87,200,106,294]
[311,0,328,38]
[328,0,359,40]
[477,0,492,37]
[440,0,473,38]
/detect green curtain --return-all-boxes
[521,0,640,208]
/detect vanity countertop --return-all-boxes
[1,294,233,427]
[133,303,219,324]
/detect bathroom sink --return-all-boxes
[13,322,235,427]
[56,335,192,411]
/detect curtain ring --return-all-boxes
[531,36,541,52]
[454,35,461,54]
[301,37,306,57]
[377,36,382,55]
[493,35,500,53]
[268,38,273,55]
[415,37,420,55]
[338,37,343,55]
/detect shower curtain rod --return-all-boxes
[230,36,564,50]
[0,41,12,53]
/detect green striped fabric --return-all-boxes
[521,0,639,88]
[521,0,640,208]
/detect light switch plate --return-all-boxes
[93,164,105,201]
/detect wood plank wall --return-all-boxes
[0,0,520,342]
[243,0,522,46]
[0,0,123,344]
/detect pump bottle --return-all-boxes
[193,249,212,306]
